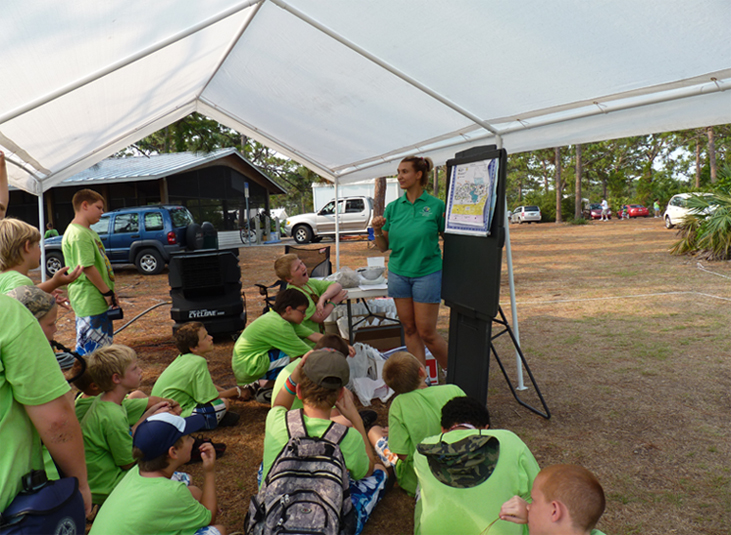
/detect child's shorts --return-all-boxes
[194,527,222,535]
[374,436,399,468]
[192,398,227,430]
[263,349,291,381]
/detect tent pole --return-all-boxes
[334,179,340,271]
[38,192,47,283]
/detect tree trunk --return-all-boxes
[555,147,562,223]
[373,177,387,218]
[707,126,717,183]
[695,136,702,188]
[432,166,439,196]
[542,159,549,193]
[575,144,583,219]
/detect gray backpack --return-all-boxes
[246,409,356,535]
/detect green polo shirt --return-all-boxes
[383,191,445,278]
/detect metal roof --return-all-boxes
[58,148,286,194]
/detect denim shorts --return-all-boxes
[387,270,442,304]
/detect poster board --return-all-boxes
[444,157,500,236]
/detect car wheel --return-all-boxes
[293,225,313,244]
[665,216,674,229]
[45,252,65,278]
[135,249,165,275]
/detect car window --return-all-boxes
[144,212,164,231]
[91,214,110,234]
[346,199,365,213]
[525,206,539,211]
[169,207,194,228]
[113,213,139,234]
[320,201,335,215]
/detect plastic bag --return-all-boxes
[346,344,394,406]
[325,266,361,288]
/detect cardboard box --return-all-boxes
[352,324,403,352]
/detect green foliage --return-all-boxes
[567,216,589,225]
[670,192,731,260]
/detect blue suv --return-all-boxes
[44,205,204,276]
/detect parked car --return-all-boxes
[284,196,374,243]
[663,193,714,229]
[44,205,204,276]
[625,204,649,218]
[510,205,541,224]
[583,203,611,220]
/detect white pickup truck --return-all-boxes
[284,196,374,244]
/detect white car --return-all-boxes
[663,193,714,229]
[284,196,374,243]
[510,205,541,224]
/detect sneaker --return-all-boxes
[255,386,273,404]
[187,436,227,464]
[358,409,378,431]
[218,411,240,427]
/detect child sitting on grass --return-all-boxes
[232,288,324,402]
[90,412,227,535]
[500,464,606,535]
[367,351,465,496]
[81,344,174,506]
[0,217,81,299]
[152,321,241,429]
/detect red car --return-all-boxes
[625,204,649,218]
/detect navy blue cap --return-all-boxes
[133,413,205,461]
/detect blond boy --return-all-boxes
[81,344,172,505]
[0,217,81,298]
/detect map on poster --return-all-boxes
[445,157,499,236]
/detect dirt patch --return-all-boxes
[43,220,731,535]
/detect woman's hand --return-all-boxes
[371,216,386,230]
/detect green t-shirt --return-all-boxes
[287,279,334,335]
[0,271,33,294]
[89,466,212,535]
[62,223,115,317]
[271,359,304,410]
[0,296,70,511]
[383,191,445,278]
[75,395,147,425]
[261,406,369,487]
[232,311,314,385]
[151,353,220,417]
[44,229,59,239]
[414,429,540,535]
[388,384,465,496]
[80,396,135,504]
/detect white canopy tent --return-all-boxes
[3,0,728,388]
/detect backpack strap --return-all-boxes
[321,421,348,445]
[285,409,309,439]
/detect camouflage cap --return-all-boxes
[417,433,500,489]
[6,285,56,319]
[302,349,349,389]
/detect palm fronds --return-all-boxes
[670,192,731,260]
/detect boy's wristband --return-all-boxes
[328,300,337,307]
[285,376,297,395]
[102,289,114,297]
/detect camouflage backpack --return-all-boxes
[246,409,356,535]
[416,433,500,489]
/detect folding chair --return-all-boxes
[254,245,333,313]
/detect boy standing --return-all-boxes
[232,288,323,396]
[367,351,465,496]
[81,344,172,505]
[152,322,241,429]
[500,464,606,535]
[90,412,227,535]
[0,217,81,296]
[62,188,116,354]
[256,350,387,535]
[413,396,540,535]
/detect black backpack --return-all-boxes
[246,409,356,535]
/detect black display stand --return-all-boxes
[443,145,550,419]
